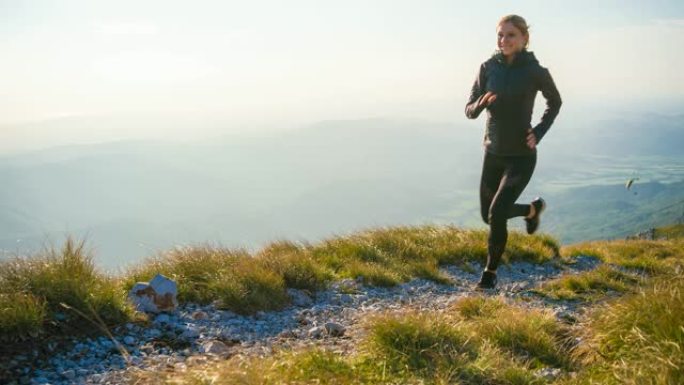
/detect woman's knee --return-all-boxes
[480,209,490,224]
[488,205,508,224]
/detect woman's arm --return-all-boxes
[465,63,488,119]
[531,67,562,143]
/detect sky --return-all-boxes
[1,0,683,147]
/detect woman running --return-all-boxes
[465,15,562,289]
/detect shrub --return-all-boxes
[533,265,641,301]
[570,275,684,384]
[364,311,476,374]
[0,237,132,340]
[451,296,573,369]
[0,293,47,340]
[212,259,290,315]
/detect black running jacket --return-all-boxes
[465,49,562,156]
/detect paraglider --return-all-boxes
[626,177,639,196]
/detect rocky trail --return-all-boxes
[6,255,606,385]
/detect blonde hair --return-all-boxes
[498,14,530,49]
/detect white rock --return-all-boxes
[308,325,325,338]
[61,369,75,380]
[127,274,178,313]
[324,322,346,337]
[128,283,155,312]
[200,340,230,355]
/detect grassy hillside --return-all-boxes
[142,227,684,385]
[1,224,683,384]
[1,226,558,341]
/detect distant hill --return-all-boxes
[1,116,683,268]
[543,181,684,244]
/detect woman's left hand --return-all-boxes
[526,128,537,149]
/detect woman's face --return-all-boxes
[497,22,527,56]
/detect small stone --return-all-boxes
[186,356,208,366]
[308,325,325,338]
[332,278,359,292]
[127,274,178,313]
[555,310,577,323]
[192,311,209,320]
[534,367,562,380]
[123,336,136,345]
[154,313,171,325]
[287,288,313,307]
[277,329,297,339]
[143,328,160,339]
[180,326,200,340]
[325,322,346,337]
[339,294,353,304]
[200,340,230,355]
[216,310,236,320]
[296,312,311,325]
[61,370,75,380]
[341,307,355,318]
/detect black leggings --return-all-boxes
[479,150,537,271]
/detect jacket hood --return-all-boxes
[491,49,538,67]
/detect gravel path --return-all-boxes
[7,255,603,385]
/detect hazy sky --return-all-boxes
[1,0,683,142]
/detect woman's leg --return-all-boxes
[484,153,537,271]
[479,151,505,226]
[479,152,534,226]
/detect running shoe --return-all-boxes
[475,270,497,290]
[525,197,546,235]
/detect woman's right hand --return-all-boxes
[478,91,497,108]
